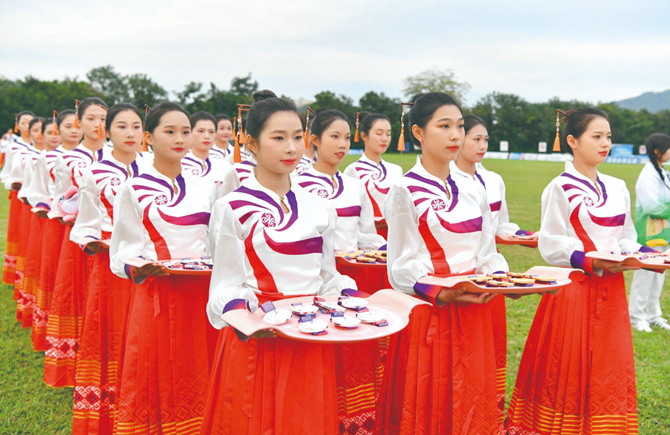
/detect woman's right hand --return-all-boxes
[131,261,169,277]
[592,258,639,273]
[437,287,497,305]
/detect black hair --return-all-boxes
[246,90,300,140]
[463,114,488,135]
[215,114,232,128]
[42,118,55,134]
[645,133,670,185]
[310,109,350,140]
[56,109,76,129]
[17,110,35,124]
[560,107,609,154]
[359,111,391,137]
[105,103,142,131]
[190,111,216,129]
[28,117,45,132]
[144,101,190,135]
[408,92,462,145]
[78,97,108,119]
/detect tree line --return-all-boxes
[1,66,668,153]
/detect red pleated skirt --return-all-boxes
[375,299,501,435]
[73,250,132,435]
[44,226,93,388]
[13,202,31,319]
[19,212,46,329]
[114,275,217,435]
[32,218,66,351]
[490,295,507,421]
[505,272,638,435]
[200,291,387,435]
[336,263,391,295]
[2,190,21,284]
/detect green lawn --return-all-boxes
[0,156,668,434]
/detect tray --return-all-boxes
[123,257,213,275]
[221,290,429,344]
[336,250,387,269]
[496,234,538,247]
[585,251,670,271]
[418,266,578,295]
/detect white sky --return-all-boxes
[1,0,668,105]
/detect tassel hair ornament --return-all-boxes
[234,105,251,163]
[14,114,18,133]
[73,99,81,129]
[52,110,59,136]
[397,102,414,152]
[354,112,360,143]
[553,109,568,152]
[96,104,108,140]
[141,105,151,152]
[304,107,317,149]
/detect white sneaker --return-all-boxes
[632,321,653,333]
[650,319,670,331]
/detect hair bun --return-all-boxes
[252,90,277,103]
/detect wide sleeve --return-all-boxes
[17,161,33,200]
[51,157,72,211]
[70,170,102,245]
[0,145,14,182]
[317,206,358,295]
[635,168,670,220]
[26,155,50,209]
[538,181,596,275]
[4,151,25,189]
[619,182,642,254]
[495,177,521,235]
[356,180,387,249]
[206,200,257,329]
[384,185,432,296]
[109,183,146,280]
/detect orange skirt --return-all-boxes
[200,291,387,435]
[19,212,46,329]
[44,226,93,388]
[114,275,217,435]
[72,250,132,435]
[505,272,638,434]
[13,201,31,319]
[375,300,500,435]
[32,218,66,351]
[490,295,507,422]
[3,190,21,285]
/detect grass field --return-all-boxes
[0,156,668,434]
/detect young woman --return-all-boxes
[182,111,231,190]
[376,93,507,435]
[450,114,533,416]
[211,113,233,159]
[15,117,45,327]
[629,133,670,332]
[70,103,144,434]
[26,110,81,351]
[45,97,108,388]
[343,111,404,238]
[297,109,385,252]
[110,102,219,435]
[505,108,643,434]
[2,110,34,286]
[201,90,361,435]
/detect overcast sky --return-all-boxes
[1,0,668,105]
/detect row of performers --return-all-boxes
[1,90,642,435]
